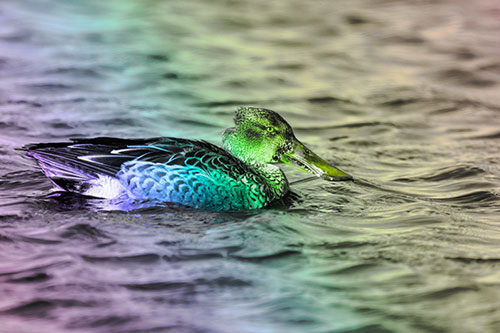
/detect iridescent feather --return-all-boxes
[24,107,351,211]
[25,137,287,210]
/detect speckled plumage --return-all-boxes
[24,107,351,211]
[25,137,288,210]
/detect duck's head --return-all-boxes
[222,107,352,181]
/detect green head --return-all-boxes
[223,107,352,181]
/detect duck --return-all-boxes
[24,107,352,211]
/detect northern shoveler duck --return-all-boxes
[24,107,352,211]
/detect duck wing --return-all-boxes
[24,137,248,191]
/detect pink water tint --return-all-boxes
[0,0,500,332]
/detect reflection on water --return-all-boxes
[1,0,500,332]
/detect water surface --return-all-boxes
[1,0,500,332]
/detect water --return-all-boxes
[1,0,500,332]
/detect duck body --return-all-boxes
[25,137,288,211]
[24,107,351,211]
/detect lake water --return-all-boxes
[1,0,500,332]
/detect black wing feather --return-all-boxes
[23,137,239,180]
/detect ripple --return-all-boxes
[471,131,500,140]
[313,241,374,250]
[47,121,73,129]
[43,67,103,79]
[6,272,51,283]
[329,262,379,275]
[331,121,392,129]
[344,14,372,25]
[86,117,138,127]
[378,97,420,107]
[337,324,393,333]
[231,249,301,261]
[435,190,499,205]
[0,121,29,134]
[23,83,75,91]
[194,100,262,107]
[123,277,251,291]
[81,254,161,264]
[146,54,170,62]
[162,250,228,262]
[122,281,193,291]
[384,34,426,44]
[59,224,110,241]
[0,30,32,42]
[2,299,95,317]
[16,235,62,245]
[415,286,479,301]
[67,315,136,329]
[447,257,500,263]
[0,261,61,278]
[267,62,306,71]
[307,96,349,104]
[176,118,220,128]
[161,72,179,79]
[435,68,497,87]
[0,231,14,242]
[0,99,43,108]
[394,165,485,182]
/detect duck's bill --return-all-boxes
[281,140,352,181]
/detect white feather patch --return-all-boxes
[84,176,124,199]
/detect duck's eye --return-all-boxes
[266,127,275,133]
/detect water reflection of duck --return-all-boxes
[24,107,352,210]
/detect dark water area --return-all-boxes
[1,0,500,332]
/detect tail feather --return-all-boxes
[23,141,126,193]
[22,136,215,197]
[26,150,93,192]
